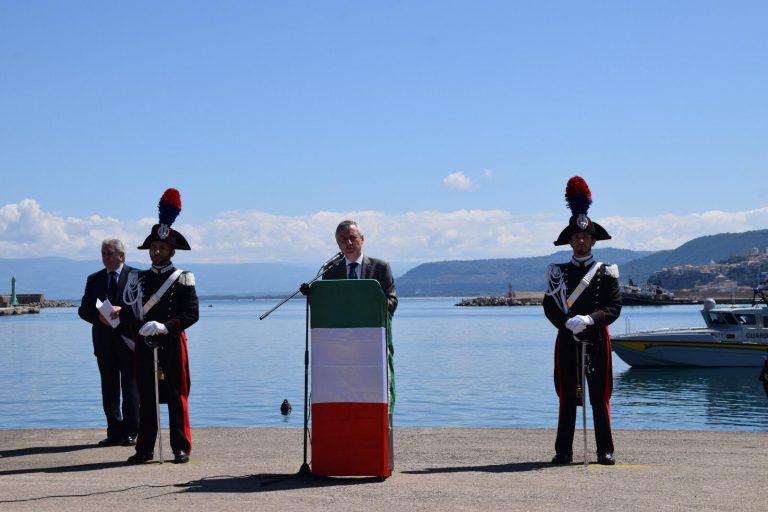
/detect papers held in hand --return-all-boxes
[96,298,120,328]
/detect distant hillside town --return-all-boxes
[649,247,768,295]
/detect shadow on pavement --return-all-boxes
[0,460,127,477]
[178,473,385,493]
[401,461,552,474]
[0,443,95,459]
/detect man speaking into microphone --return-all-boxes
[322,220,397,315]
[321,219,398,472]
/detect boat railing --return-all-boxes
[751,285,768,307]
[614,326,712,337]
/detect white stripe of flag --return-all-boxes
[311,327,387,404]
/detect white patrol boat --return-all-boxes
[612,295,768,367]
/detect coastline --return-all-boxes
[1,427,766,511]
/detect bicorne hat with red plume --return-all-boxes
[553,176,611,246]
[137,188,192,250]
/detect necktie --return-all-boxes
[108,271,118,302]
[348,262,359,279]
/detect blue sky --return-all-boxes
[1,1,766,264]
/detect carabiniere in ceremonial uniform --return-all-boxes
[122,188,199,464]
[543,176,622,466]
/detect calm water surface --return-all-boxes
[0,299,766,431]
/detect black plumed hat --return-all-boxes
[137,188,192,250]
[553,176,611,246]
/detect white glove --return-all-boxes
[565,315,593,334]
[565,317,586,334]
[139,321,168,336]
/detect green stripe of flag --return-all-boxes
[310,280,387,329]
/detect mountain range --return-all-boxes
[395,248,650,297]
[2,229,767,300]
[397,229,768,296]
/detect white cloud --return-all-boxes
[442,172,476,190]
[2,199,768,264]
[482,169,494,179]
[0,199,138,258]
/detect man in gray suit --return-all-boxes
[322,220,397,314]
[78,239,139,446]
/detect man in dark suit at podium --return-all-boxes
[322,219,397,471]
[78,239,139,447]
[322,220,397,315]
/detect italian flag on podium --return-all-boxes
[309,279,392,477]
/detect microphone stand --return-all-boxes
[259,252,342,321]
[259,252,344,478]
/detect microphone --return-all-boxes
[321,252,344,269]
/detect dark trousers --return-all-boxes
[95,335,139,440]
[553,332,614,456]
[135,345,191,456]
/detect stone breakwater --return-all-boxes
[0,305,40,315]
[38,300,76,308]
[456,296,543,306]
[0,300,75,316]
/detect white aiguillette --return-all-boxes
[96,298,120,328]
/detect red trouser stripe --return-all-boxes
[179,332,192,452]
[602,328,612,426]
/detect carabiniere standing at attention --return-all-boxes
[121,188,199,465]
[543,176,622,466]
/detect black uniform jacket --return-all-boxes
[543,261,622,345]
[121,267,199,344]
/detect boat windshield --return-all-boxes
[734,313,756,325]
[708,311,758,326]
[708,312,739,325]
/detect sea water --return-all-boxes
[0,299,766,431]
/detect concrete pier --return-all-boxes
[0,305,40,316]
[0,427,765,511]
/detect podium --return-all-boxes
[309,279,392,477]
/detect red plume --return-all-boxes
[565,176,591,201]
[160,188,182,210]
[564,176,592,215]
[158,188,182,227]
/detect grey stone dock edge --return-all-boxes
[0,427,766,511]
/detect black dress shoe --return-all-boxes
[121,436,136,447]
[597,452,616,465]
[127,452,154,464]
[173,451,190,464]
[97,437,122,447]
[551,453,573,464]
